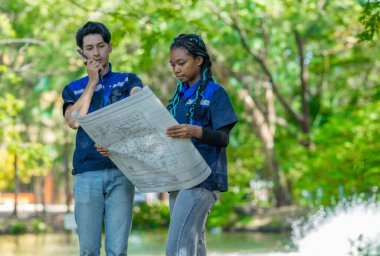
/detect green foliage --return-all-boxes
[31,218,47,234]
[132,202,170,229]
[207,91,264,229]
[358,1,380,41]
[291,101,380,206]
[0,91,52,189]
[1,218,50,235]
[8,222,27,235]
[208,169,253,229]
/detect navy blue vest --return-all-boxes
[172,80,238,191]
[62,64,143,174]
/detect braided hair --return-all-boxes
[167,34,215,124]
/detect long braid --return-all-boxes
[167,81,183,116]
[168,34,214,124]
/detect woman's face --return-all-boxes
[170,47,203,86]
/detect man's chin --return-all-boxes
[102,62,109,69]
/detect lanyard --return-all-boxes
[100,75,111,107]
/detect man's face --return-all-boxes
[82,34,112,68]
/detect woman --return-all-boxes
[165,33,238,256]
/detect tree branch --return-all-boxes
[225,7,302,124]
[294,30,309,133]
[238,89,273,148]
[291,0,330,135]
[207,2,304,124]
[303,0,331,40]
[207,29,267,114]
[0,38,44,45]
[265,83,276,137]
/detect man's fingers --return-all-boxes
[86,60,102,73]
[94,144,111,156]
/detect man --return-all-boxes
[62,21,142,256]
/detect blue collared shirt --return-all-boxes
[62,64,143,175]
[172,80,238,192]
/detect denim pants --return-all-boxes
[73,168,135,256]
[166,187,220,256]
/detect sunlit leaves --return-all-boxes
[358,1,380,41]
[291,101,380,206]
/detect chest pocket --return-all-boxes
[110,88,126,104]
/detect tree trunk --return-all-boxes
[41,177,46,218]
[12,154,18,217]
[264,144,291,206]
[33,177,43,217]
[238,87,291,207]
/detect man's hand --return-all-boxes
[95,144,111,157]
[86,59,103,84]
[130,86,142,95]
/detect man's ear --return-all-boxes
[196,56,203,66]
[108,43,113,53]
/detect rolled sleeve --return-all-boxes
[127,73,144,93]
[210,87,238,130]
[62,86,76,116]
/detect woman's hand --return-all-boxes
[95,144,111,157]
[166,124,202,139]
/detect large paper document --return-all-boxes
[72,86,211,192]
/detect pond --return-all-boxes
[3,198,379,255]
[0,230,293,255]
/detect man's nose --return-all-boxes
[94,47,100,56]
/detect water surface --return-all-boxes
[0,230,293,256]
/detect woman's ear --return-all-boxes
[196,56,204,66]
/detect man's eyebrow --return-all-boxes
[84,42,106,47]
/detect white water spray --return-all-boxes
[291,197,380,256]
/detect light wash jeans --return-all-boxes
[166,187,220,256]
[73,168,135,256]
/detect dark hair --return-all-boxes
[167,34,215,124]
[76,21,111,48]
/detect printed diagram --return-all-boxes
[73,86,211,192]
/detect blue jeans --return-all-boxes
[166,188,220,256]
[73,168,135,256]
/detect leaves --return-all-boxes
[290,101,380,206]
[358,1,380,41]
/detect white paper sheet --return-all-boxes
[72,86,211,192]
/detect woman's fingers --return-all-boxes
[166,124,192,138]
